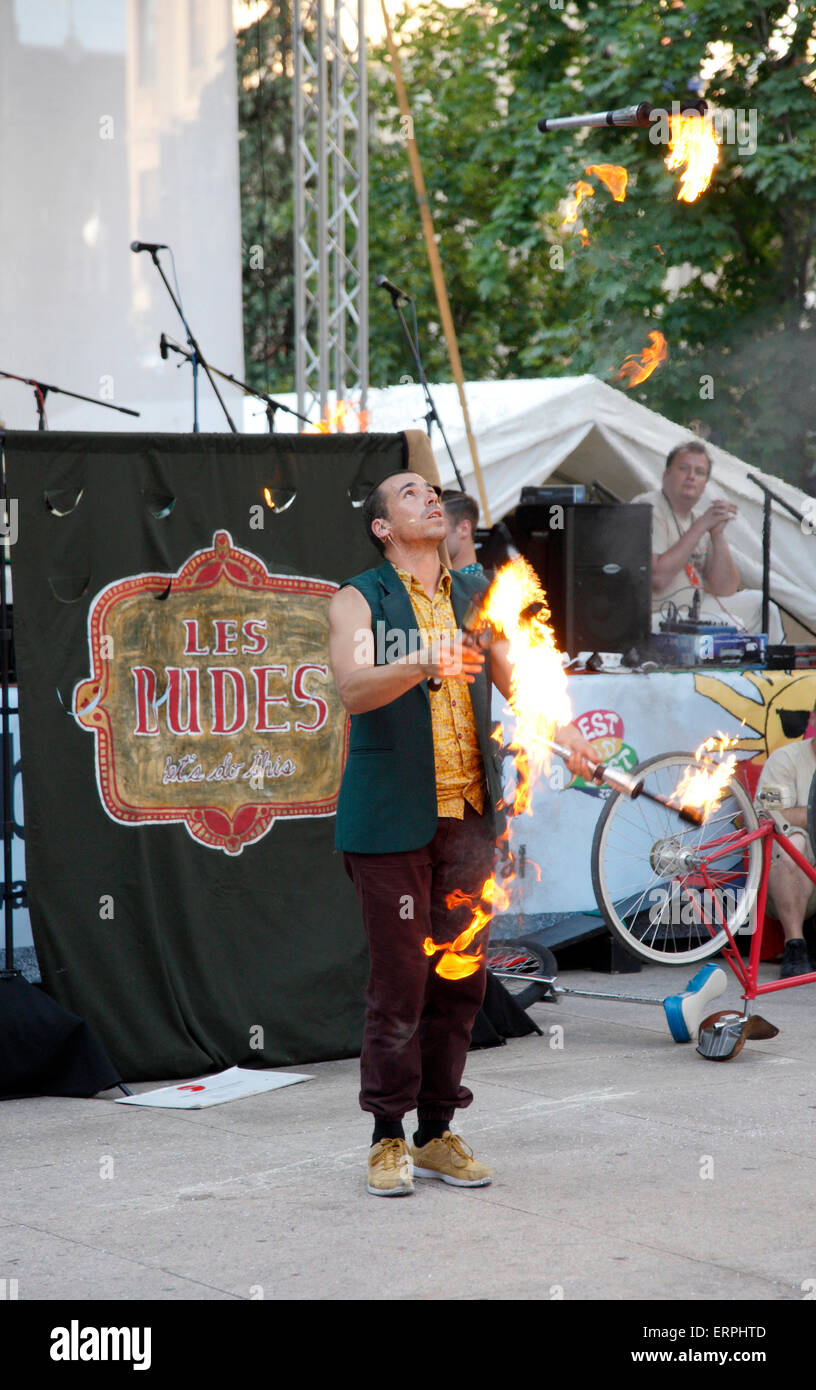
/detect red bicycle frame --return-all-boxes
[691,818,816,1002]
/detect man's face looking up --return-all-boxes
[373,473,445,550]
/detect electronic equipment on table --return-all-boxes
[651,627,767,667]
[765,645,816,670]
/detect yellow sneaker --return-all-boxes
[367,1138,414,1197]
[410,1131,492,1187]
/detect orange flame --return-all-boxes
[480,557,572,816]
[668,733,739,821]
[422,874,513,978]
[614,330,668,388]
[585,164,628,202]
[424,557,572,978]
[305,400,369,434]
[665,113,719,202]
[561,179,595,229]
[433,950,483,981]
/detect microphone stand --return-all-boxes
[143,251,237,433]
[0,371,140,430]
[0,433,18,979]
[747,474,816,641]
[159,339,314,432]
[380,287,466,490]
[591,479,623,504]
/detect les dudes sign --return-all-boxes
[73,531,348,855]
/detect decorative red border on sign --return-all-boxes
[74,531,347,855]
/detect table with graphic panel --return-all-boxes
[490,666,816,946]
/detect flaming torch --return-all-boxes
[665,112,720,202]
[422,558,705,980]
[457,558,703,824]
[537,98,706,133]
[539,98,718,203]
[667,734,740,823]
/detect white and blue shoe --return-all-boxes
[663,963,728,1043]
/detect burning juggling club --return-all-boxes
[429,592,704,825]
[537,98,706,133]
[542,738,704,827]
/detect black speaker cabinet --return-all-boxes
[507,503,651,656]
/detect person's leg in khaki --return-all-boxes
[768,833,816,978]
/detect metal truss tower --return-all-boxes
[293,0,368,426]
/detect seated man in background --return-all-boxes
[441,490,484,577]
[632,441,784,641]
[754,702,816,978]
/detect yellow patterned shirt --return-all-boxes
[394,564,485,818]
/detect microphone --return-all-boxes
[159,333,169,360]
[375,274,412,303]
[131,240,168,254]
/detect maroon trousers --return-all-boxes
[344,804,496,1124]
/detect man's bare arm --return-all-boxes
[702,532,740,598]
[328,585,485,715]
[651,500,739,595]
[650,520,710,593]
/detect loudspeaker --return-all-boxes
[506,503,651,655]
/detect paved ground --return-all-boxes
[2,959,815,1311]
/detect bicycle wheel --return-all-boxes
[591,751,762,966]
[487,940,556,1010]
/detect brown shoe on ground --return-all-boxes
[367,1138,414,1197]
[410,1131,492,1187]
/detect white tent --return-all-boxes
[256,374,816,633]
[362,375,816,635]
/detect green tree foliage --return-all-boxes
[238,1,816,483]
[367,3,536,385]
[483,0,816,484]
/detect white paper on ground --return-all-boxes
[114,1065,312,1109]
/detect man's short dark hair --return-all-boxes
[441,489,479,532]
[665,441,712,477]
[361,480,390,555]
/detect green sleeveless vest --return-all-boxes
[334,561,505,853]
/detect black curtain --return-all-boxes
[5,430,407,1080]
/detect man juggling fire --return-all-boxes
[328,469,596,1198]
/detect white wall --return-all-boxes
[0,0,245,434]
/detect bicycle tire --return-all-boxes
[591,751,762,967]
[487,940,556,1010]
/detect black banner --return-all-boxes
[5,430,407,1079]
